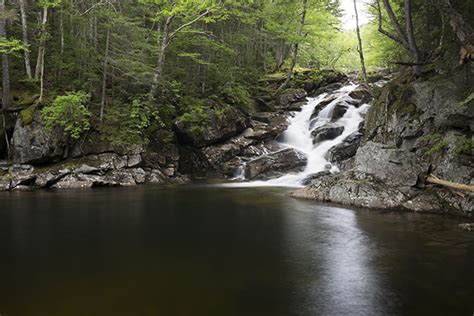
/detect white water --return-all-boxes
[225,84,370,188]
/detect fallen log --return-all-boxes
[426,174,474,193]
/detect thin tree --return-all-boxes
[278,0,308,92]
[149,7,213,101]
[353,0,368,82]
[377,0,422,75]
[0,0,11,110]
[35,5,49,101]
[19,0,32,78]
[100,26,110,123]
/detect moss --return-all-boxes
[20,104,37,125]
[453,135,473,156]
[421,133,448,156]
[12,91,39,108]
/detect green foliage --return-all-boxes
[99,97,160,145]
[421,133,448,157]
[41,91,91,140]
[454,135,473,156]
[0,38,26,55]
[221,84,251,110]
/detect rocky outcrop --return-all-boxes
[12,112,66,164]
[245,148,307,180]
[0,152,171,191]
[174,102,250,147]
[293,69,474,216]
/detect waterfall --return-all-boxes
[227,84,370,188]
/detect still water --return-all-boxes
[0,185,473,316]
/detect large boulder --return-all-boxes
[174,102,250,147]
[245,148,307,180]
[327,132,363,163]
[348,84,372,105]
[12,112,66,164]
[311,125,344,144]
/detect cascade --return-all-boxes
[229,84,370,187]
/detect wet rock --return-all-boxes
[146,169,167,184]
[0,179,10,191]
[310,95,337,119]
[348,84,372,105]
[327,132,363,163]
[174,102,250,147]
[459,223,474,232]
[36,168,72,188]
[314,82,344,95]
[245,148,307,180]
[311,125,344,144]
[277,88,307,107]
[12,112,65,164]
[331,102,349,121]
[10,169,36,189]
[301,171,332,186]
[251,112,274,124]
[73,164,101,175]
[287,101,306,111]
[291,172,410,210]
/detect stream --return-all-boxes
[0,185,473,315]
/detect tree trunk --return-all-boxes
[100,27,110,123]
[354,0,368,82]
[36,7,48,102]
[149,16,172,100]
[0,0,11,111]
[278,0,308,92]
[19,0,32,78]
[404,0,422,76]
[381,0,409,47]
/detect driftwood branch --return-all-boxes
[426,174,474,193]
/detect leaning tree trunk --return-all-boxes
[278,0,308,92]
[19,0,32,78]
[404,0,422,75]
[0,0,11,110]
[354,0,368,82]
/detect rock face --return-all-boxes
[12,113,66,164]
[293,69,474,216]
[174,102,250,147]
[245,148,307,180]
[327,132,363,163]
[312,125,344,143]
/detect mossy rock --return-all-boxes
[20,104,38,125]
[12,91,40,108]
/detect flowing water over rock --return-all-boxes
[229,84,369,187]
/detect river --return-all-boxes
[0,185,473,315]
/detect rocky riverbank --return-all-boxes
[292,67,474,217]
[0,69,347,191]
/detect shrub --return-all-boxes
[41,91,91,140]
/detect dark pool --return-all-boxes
[0,185,473,315]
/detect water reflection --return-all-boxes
[0,186,473,316]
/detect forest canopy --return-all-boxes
[0,0,473,145]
